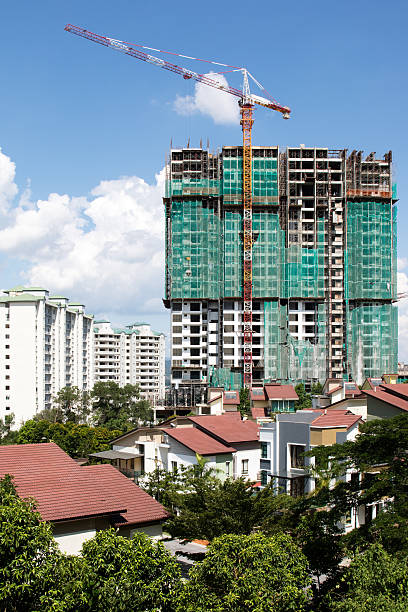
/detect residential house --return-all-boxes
[250,383,298,423]
[260,410,362,522]
[0,443,169,554]
[363,383,408,420]
[107,413,259,481]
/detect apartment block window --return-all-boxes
[172,314,182,322]
[190,303,200,311]
[241,459,249,475]
[261,442,268,459]
[173,349,182,356]
[290,477,305,497]
[223,313,234,321]
[224,325,234,333]
[172,326,182,334]
[224,337,234,345]
[173,337,182,345]
[289,444,305,469]
[190,314,200,322]
[172,303,182,311]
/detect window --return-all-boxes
[289,445,305,469]
[173,349,182,356]
[261,442,268,459]
[261,470,268,486]
[224,313,234,321]
[173,337,182,345]
[172,326,182,334]
[171,461,178,472]
[190,314,200,322]
[190,303,200,311]
[172,314,182,322]
[173,371,182,379]
[226,461,231,477]
[241,459,249,475]
[224,325,234,333]
[290,477,305,497]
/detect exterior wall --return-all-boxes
[366,397,403,421]
[216,453,233,481]
[232,443,260,481]
[310,427,348,447]
[128,523,163,539]
[52,518,107,555]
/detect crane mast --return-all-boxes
[64,24,290,389]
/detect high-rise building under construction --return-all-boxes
[164,145,397,398]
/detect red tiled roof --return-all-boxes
[379,383,408,399]
[82,465,169,527]
[264,384,298,400]
[363,389,408,412]
[165,427,235,455]
[251,406,268,419]
[0,443,168,525]
[188,414,259,444]
[250,388,266,401]
[311,410,362,429]
[223,391,240,405]
[326,385,342,395]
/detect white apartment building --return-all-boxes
[93,321,165,404]
[0,286,94,426]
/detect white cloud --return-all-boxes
[398,257,407,271]
[0,148,166,318]
[0,148,18,214]
[173,71,240,125]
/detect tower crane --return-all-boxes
[64,24,291,388]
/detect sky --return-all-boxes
[1,0,408,358]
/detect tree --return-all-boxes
[324,543,408,611]
[176,532,311,612]
[308,413,408,557]
[238,387,250,417]
[0,413,18,445]
[75,529,182,612]
[91,381,153,430]
[51,386,90,424]
[16,419,122,458]
[0,475,64,611]
[294,383,312,410]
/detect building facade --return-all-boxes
[164,145,397,397]
[0,287,94,426]
[93,321,165,404]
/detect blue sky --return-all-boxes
[1,0,407,356]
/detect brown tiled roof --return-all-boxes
[250,388,266,401]
[223,390,240,405]
[188,414,259,444]
[0,443,168,525]
[379,383,408,399]
[251,406,269,419]
[165,427,235,455]
[363,389,408,412]
[326,385,342,395]
[82,465,169,527]
[311,410,362,429]
[264,384,298,400]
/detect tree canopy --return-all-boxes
[177,532,311,612]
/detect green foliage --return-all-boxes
[73,529,182,612]
[16,419,122,458]
[51,386,90,424]
[0,475,65,611]
[0,412,18,445]
[311,381,323,394]
[294,383,312,410]
[325,543,408,611]
[91,381,153,430]
[238,387,250,417]
[177,532,311,612]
